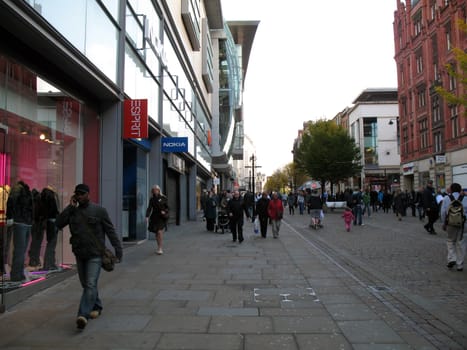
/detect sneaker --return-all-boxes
[89,310,101,319]
[447,261,456,269]
[156,248,163,255]
[76,316,87,330]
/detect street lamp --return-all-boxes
[245,155,261,193]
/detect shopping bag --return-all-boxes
[254,217,259,234]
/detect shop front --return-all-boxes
[0,55,100,307]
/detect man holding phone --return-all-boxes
[56,184,123,330]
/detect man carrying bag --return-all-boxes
[56,184,123,330]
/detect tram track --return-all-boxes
[282,219,467,349]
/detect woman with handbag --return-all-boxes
[267,191,284,239]
[146,185,169,255]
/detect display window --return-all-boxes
[0,55,100,303]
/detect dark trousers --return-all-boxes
[206,218,215,231]
[230,219,244,242]
[425,209,438,233]
[259,215,268,238]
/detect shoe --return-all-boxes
[447,261,456,269]
[239,238,244,243]
[156,248,163,255]
[457,268,463,272]
[76,316,87,330]
[89,310,101,319]
[424,224,431,233]
[232,239,237,242]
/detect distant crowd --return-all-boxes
[201,180,467,272]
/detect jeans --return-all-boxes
[11,223,32,281]
[363,203,371,217]
[298,202,304,215]
[353,205,363,225]
[76,256,103,318]
[28,219,59,269]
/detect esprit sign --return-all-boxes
[161,137,188,153]
[123,99,148,139]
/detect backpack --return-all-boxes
[446,195,465,227]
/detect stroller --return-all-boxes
[215,209,230,234]
[309,209,323,230]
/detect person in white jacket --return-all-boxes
[440,183,467,271]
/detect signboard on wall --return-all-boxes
[123,99,148,139]
[161,137,188,153]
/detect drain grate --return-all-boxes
[368,285,392,292]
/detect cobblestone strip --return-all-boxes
[284,221,467,350]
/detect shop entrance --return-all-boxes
[123,141,148,241]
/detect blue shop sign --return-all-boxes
[161,137,188,152]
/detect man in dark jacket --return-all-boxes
[422,180,438,234]
[226,190,249,243]
[56,184,123,330]
[255,192,270,238]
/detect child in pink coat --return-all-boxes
[342,207,355,232]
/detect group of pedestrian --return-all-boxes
[54,182,170,331]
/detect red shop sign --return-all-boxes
[123,99,148,139]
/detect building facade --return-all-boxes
[394,0,467,191]
[0,0,257,306]
[347,89,401,191]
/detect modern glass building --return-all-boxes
[0,0,257,309]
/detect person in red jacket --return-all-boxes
[268,192,284,239]
[342,207,355,232]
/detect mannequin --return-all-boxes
[28,186,60,270]
[6,181,33,282]
[40,186,60,270]
[0,184,10,274]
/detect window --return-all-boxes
[445,24,452,50]
[449,65,457,90]
[416,51,423,74]
[414,13,422,36]
[420,118,428,149]
[434,131,443,153]
[418,89,426,108]
[403,127,409,154]
[432,96,441,122]
[181,0,201,51]
[399,64,405,85]
[430,1,436,20]
[363,118,378,165]
[433,62,439,80]
[450,105,459,138]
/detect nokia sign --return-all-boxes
[161,137,188,153]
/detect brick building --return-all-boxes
[394,0,467,190]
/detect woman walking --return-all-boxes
[268,192,284,239]
[146,185,169,254]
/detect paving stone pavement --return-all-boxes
[0,207,466,349]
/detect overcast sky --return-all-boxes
[221,0,399,176]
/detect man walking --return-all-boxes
[226,190,249,243]
[441,183,467,271]
[422,180,438,234]
[352,188,364,226]
[56,184,123,330]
